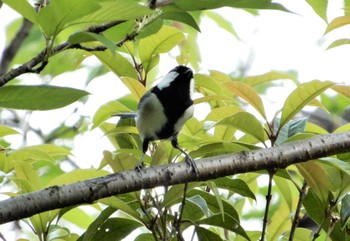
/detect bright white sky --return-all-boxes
[0,0,348,169]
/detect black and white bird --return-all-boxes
[114,65,198,173]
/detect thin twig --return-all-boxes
[0,19,33,75]
[175,183,189,241]
[289,180,308,241]
[260,169,276,241]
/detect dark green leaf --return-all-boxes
[159,11,200,32]
[68,32,116,54]
[196,226,223,241]
[274,117,308,144]
[197,213,250,240]
[340,193,350,229]
[135,233,156,241]
[0,85,89,110]
[214,177,256,200]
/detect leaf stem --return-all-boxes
[261,170,275,241]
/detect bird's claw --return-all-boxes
[185,156,199,174]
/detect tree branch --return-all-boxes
[0,131,350,224]
[0,18,33,76]
[0,20,130,86]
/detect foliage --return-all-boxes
[0,0,350,241]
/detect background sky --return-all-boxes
[0,0,348,169]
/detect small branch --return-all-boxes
[289,180,308,241]
[0,132,350,224]
[175,183,189,241]
[261,170,275,241]
[0,18,33,75]
[0,20,129,86]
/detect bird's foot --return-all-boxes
[134,161,144,175]
[185,155,199,174]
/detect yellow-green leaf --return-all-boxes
[225,81,266,120]
[139,25,185,73]
[120,77,146,101]
[244,71,297,86]
[0,125,19,138]
[325,16,350,34]
[332,84,350,99]
[92,100,133,129]
[326,38,350,50]
[280,80,334,129]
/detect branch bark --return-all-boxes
[1,131,350,224]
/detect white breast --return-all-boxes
[136,93,167,141]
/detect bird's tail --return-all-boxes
[112,112,137,119]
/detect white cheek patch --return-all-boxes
[157,71,179,90]
[174,104,194,134]
[136,93,167,141]
[189,78,194,98]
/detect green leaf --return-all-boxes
[325,16,350,34]
[37,0,100,36]
[159,11,200,32]
[139,25,185,73]
[94,51,138,79]
[280,80,334,129]
[197,213,250,240]
[13,161,41,191]
[48,168,109,186]
[172,0,288,11]
[225,81,266,120]
[79,0,154,24]
[92,100,133,129]
[161,182,202,208]
[99,196,142,222]
[214,177,256,200]
[135,234,156,241]
[305,0,328,22]
[275,117,308,145]
[217,112,265,143]
[68,32,116,54]
[244,71,297,87]
[205,11,239,38]
[120,77,146,101]
[297,161,330,202]
[196,226,223,241]
[84,217,141,241]
[326,38,350,50]
[340,194,350,229]
[332,84,350,99]
[0,85,89,110]
[195,74,224,95]
[78,207,116,241]
[0,125,19,138]
[3,0,37,24]
[191,142,248,158]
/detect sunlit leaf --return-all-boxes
[0,126,19,138]
[139,25,185,73]
[120,77,146,101]
[93,51,138,79]
[92,100,133,129]
[3,0,37,23]
[37,0,100,36]
[280,80,334,129]
[205,11,238,38]
[325,16,350,34]
[225,81,266,120]
[305,0,328,22]
[48,168,109,186]
[0,85,89,110]
[244,71,297,86]
[326,38,350,50]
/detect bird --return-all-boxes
[114,65,198,174]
